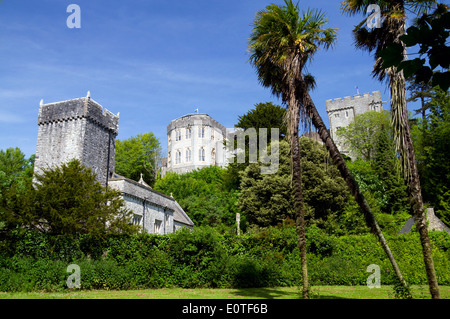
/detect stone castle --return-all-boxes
[34,93,194,234]
[165,113,228,175]
[32,90,386,233]
[325,91,383,156]
[34,94,118,186]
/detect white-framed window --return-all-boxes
[176,130,182,141]
[198,126,205,138]
[132,214,142,225]
[175,150,182,164]
[186,128,191,139]
[199,147,205,161]
[165,216,170,229]
[154,219,162,234]
[185,148,192,162]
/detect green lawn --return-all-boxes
[1,285,449,299]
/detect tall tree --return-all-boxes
[336,110,391,161]
[225,102,287,191]
[249,0,408,297]
[30,159,138,236]
[341,0,440,298]
[115,132,161,187]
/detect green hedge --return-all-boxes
[0,226,449,292]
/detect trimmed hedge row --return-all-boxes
[0,226,449,292]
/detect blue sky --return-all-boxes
[0,0,401,157]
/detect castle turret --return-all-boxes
[325,91,383,155]
[34,95,119,186]
[166,113,227,175]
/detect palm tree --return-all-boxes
[248,0,408,298]
[341,0,440,299]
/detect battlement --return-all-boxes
[167,113,226,136]
[325,91,382,112]
[38,97,119,135]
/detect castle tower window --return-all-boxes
[185,148,192,162]
[175,150,182,164]
[199,147,205,162]
[345,111,349,118]
[334,113,339,118]
[186,128,191,139]
[198,126,205,138]
[176,130,182,141]
[154,219,162,234]
[132,214,142,226]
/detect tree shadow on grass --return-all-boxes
[230,287,348,299]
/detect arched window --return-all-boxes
[185,148,192,162]
[198,126,205,138]
[176,130,182,141]
[175,150,182,164]
[199,147,205,161]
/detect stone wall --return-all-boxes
[34,97,119,186]
[108,175,193,234]
[325,91,383,155]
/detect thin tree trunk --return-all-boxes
[297,85,409,291]
[390,70,440,299]
[287,76,309,299]
[291,123,309,299]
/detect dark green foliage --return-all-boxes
[238,138,349,229]
[373,128,410,215]
[154,166,240,227]
[225,102,287,190]
[30,159,139,236]
[2,226,449,292]
[0,148,34,231]
[412,88,450,226]
[235,102,287,139]
[378,4,450,91]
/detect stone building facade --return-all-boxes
[325,91,383,155]
[34,96,118,186]
[33,94,194,234]
[165,113,228,175]
[108,173,194,233]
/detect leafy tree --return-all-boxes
[238,140,293,227]
[0,148,34,232]
[26,159,138,236]
[412,87,450,226]
[373,129,410,215]
[341,0,440,298]
[239,138,350,230]
[225,102,287,191]
[154,166,239,227]
[336,110,391,161]
[407,75,434,121]
[115,132,161,187]
[236,102,287,139]
[378,3,449,91]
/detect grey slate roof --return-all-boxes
[108,173,194,227]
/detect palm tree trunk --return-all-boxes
[287,78,309,299]
[291,122,309,299]
[390,70,440,299]
[297,83,409,291]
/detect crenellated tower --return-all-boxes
[325,91,383,155]
[34,93,119,186]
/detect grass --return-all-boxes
[1,285,449,299]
